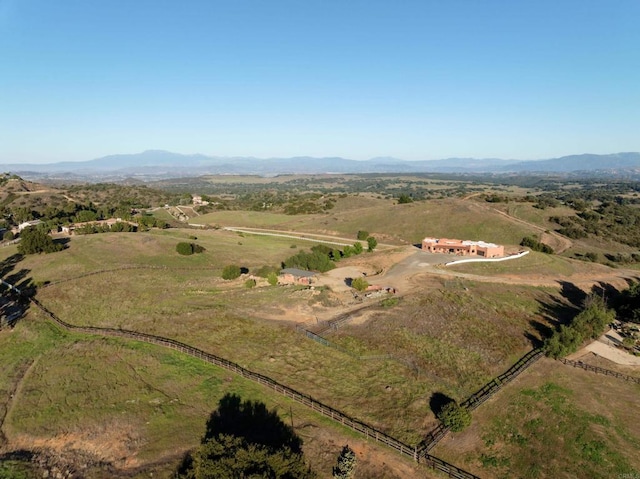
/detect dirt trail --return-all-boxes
[0,358,37,445]
[464,200,573,254]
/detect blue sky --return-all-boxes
[1,0,638,163]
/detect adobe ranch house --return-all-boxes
[422,237,504,258]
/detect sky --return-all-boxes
[0,0,639,164]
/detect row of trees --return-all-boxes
[544,295,615,359]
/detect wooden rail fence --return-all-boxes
[18,294,480,479]
[558,358,640,384]
[419,348,544,452]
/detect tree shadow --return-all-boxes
[176,393,304,476]
[53,237,71,249]
[529,280,628,347]
[203,393,302,453]
[0,254,32,329]
[528,281,586,347]
[429,392,455,417]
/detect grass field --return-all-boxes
[447,251,579,277]
[0,316,435,479]
[2,195,638,478]
[433,358,640,479]
[192,197,539,247]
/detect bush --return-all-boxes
[17,227,63,255]
[356,230,369,241]
[437,401,472,432]
[267,272,278,286]
[176,242,204,255]
[544,295,614,358]
[244,278,256,289]
[520,236,554,254]
[333,445,356,479]
[283,250,335,272]
[254,265,280,278]
[367,236,378,252]
[351,277,369,292]
[381,297,398,308]
[3,230,14,241]
[176,242,194,255]
[222,265,242,280]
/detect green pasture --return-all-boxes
[191,197,537,247]
[434,360,640,478]
[0,317,424,478]
[446,251,578,277]
[2,231,554,445]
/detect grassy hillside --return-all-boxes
[433,358,640,479]
[0,316,434,478]
[193,197,538,247]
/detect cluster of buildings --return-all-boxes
[421,237,504,258]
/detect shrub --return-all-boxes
[356,230,369,241]
[222,265,242,280]
[176,242,194,255]
[520,236,554,254]
[544,295,614,358]
[351,277,369,292]
[267,272,278,286]
[3,230,14,241]
[176,242,204,255]
[283,250,335,273]
[437,401,472,432]
[244,278,256,289]
[254,265,280,278]
[353,242,363,255]
[381,297,398,308]
[366,236,378,252]
[333,445,356,479]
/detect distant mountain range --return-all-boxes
[3,151,640,181]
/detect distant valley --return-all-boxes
[3,150,640,182]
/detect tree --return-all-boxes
[179,394,316,479]
[222,265,242,280]
[544,325,583,359]
[397,193,413,204]
[267,272,278,286]
[3,230,14,241]
[17,227,63,255]
[333,445,356,479]
[366,236,377,252]
[351,277,369,292]
[437,401,472,432]
[352,242,363,255]
[544,294,614,358]
[176,242,195,255]
[356,230,369,241]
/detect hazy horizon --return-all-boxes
[1,1,639,164]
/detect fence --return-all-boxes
[420,348,544,452]
[558,358,640,384]
[462,348,544,412]
[21,295,481,479]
